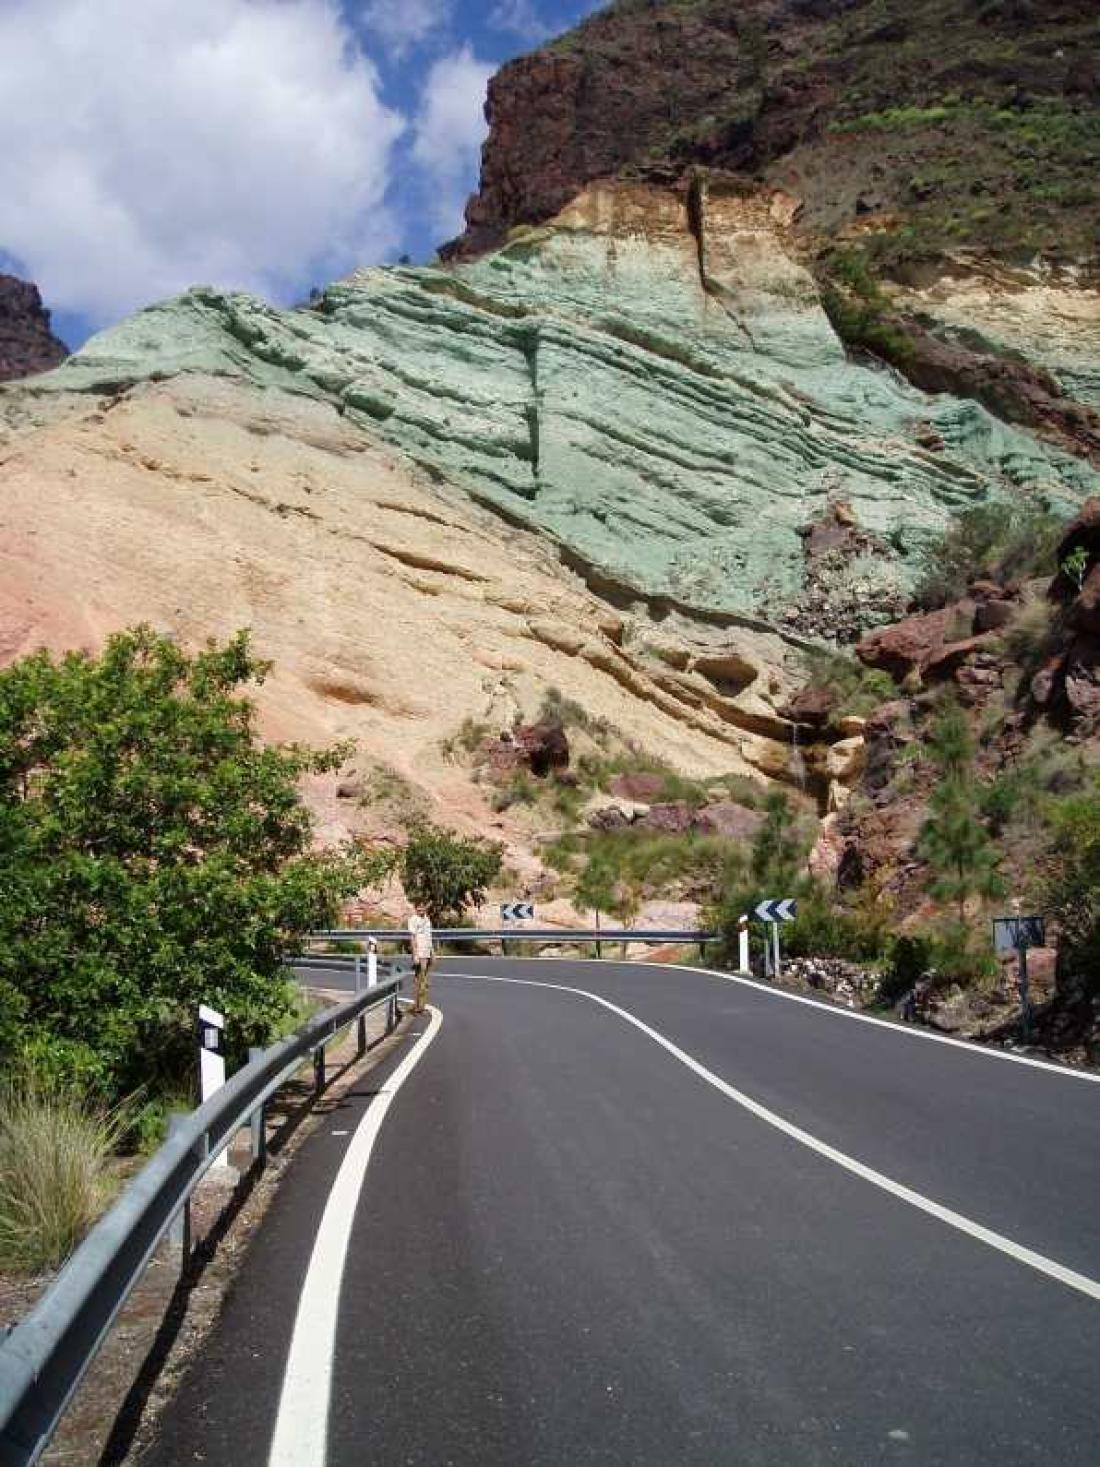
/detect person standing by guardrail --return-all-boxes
[407,902,434,1014]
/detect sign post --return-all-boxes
[197,1004,228,1169]
[753,899,797,981]
[993,914,1045,1044]
[500,901,534,958]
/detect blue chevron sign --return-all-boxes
[754,898,797,923]
[500,901,535,922]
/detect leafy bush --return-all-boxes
[913,503,1067,611]
[918,699,1004,920]
[1041,775,1100,991]
[782,883,895,964]
[0,628,380,1101]
[879,934,934,1004]
[400,822,503,924]
[926,920,998,991]
[0,1076,129,1272]
[803,650,896,718]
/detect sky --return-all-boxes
[0,0,606,350]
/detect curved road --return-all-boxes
[142,959,1100,1466]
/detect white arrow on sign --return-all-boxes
[754,898,797,923]
[500,901,535,923]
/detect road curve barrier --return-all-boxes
[0,970,408,1467]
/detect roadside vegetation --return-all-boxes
[0,1075,130,1273]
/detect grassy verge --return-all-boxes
[0,1078,129,1274]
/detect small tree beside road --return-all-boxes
[400,822,503,924]
[0,626,381,1100]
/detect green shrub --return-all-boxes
[490,772,539,812]
[782,884,895,964]
[1041,775,1100,992]
[880,934,934,1004]
[803,650,896,717]
[926,920,998,990]
[913,503,1067,610]
[400,822,503,924]
[0,628,381,1102]
[0,1076,129,1272]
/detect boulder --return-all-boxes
[856,606,958,680]
[1071,560,1100,635]
[778,685,835,728]
[513,720,570,776]
[694,802,764,841]
[638,801,696,834]
[825,735,867,783]
[1056,496,1100,568]
[609,771,667,801]
[587,805,632,832]
[973,598,1016,633]
[1063,634,1100,723]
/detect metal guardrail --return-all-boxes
[307,928,720,947]
[0,970,407,1467]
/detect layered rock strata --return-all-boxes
[11,182,1096,649]
[0,372,814,842]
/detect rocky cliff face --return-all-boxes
[450,0,1100,463]
[2,0,1098,862]
[455,0,1100,264]
[13,181,1096,647]
[0,274,67,382]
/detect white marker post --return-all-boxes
[738,914,750,973]
[198,1003,228,1169]
[367,935,379,990]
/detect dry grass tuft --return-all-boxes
[0,1077,127,1274]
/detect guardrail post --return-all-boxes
[357,1014,368,1056]
[166,1114,192,1267]
[354,953,363,992]
[248,1046,267,1167]
[387,991,397,1033]
[313,1045,325,1097]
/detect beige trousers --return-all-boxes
[413,958,433,1013]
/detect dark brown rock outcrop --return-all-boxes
[0,274,67,383]
[446,0,1100,264]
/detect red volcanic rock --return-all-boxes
[609,771,667,802]
[973,598,1016,634]
[483,720,570,778]
[1074,562,1100,635]
[513,721,570,776]
[0,274,67,382]
[1063,634,1100,723]
[695,801,764,841]
[856,606,959,680]
[638,801,696,834]
[1056,496,1100,566]
[778,685,835,729]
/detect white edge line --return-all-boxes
[455,971,1100,1305]
[439,955,1100,1085]
[268,1006,443,1467]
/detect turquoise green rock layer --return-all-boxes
[18,200,1100,633]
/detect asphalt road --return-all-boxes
[141,958,1100,1466]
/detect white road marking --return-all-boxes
[268,1006,443,1467]
[456,972,1100,1304]
[444,956,1100,1085]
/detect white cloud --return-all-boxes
[488,1,553,43]
[0,0,406,325]
[411,45,494,240]
[362,0,452,58]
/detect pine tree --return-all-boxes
[919,700,1004,921]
